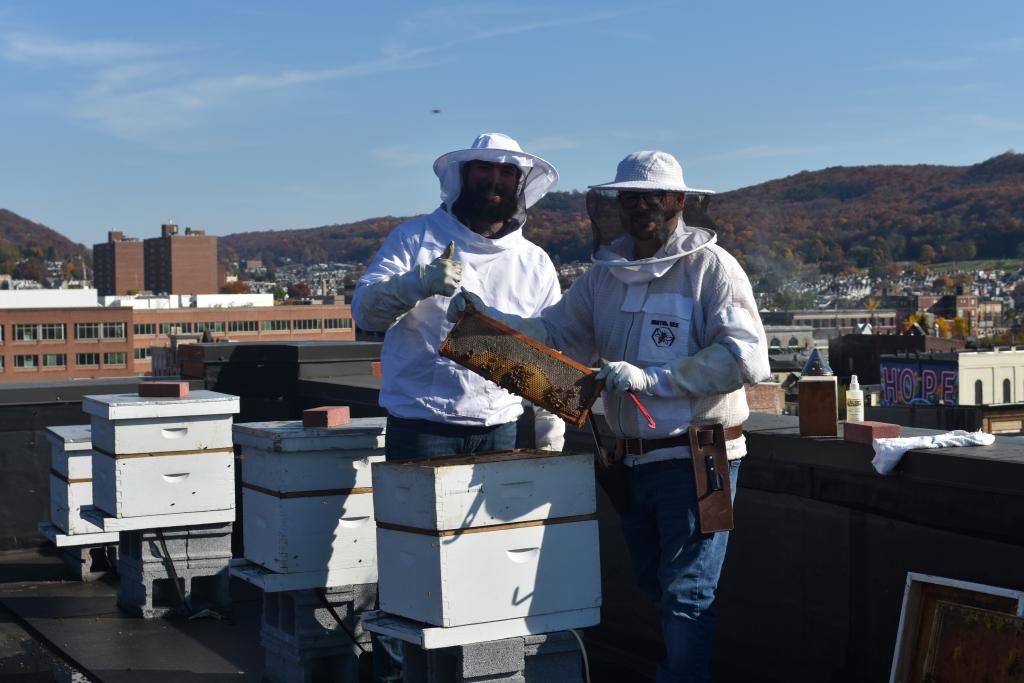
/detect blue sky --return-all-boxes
[1,0,1022,245]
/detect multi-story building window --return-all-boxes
[104,351,127,366]
[324,318,354,329]
[0,325,4,343]
[294,319,321,330]
[134,323,157,336]
[42,354,66,367]
[0,356,4,370]
[159,322,193,334]
[195,321,225,333]
[76,353,100,367]
[261,320,290,332]
[102,322,126,339]
[228,320,258,332]
[40,323,66,341]
[13,323,67,341]
[13,324,38,341]
[134,348,152,360]
[75,323,100,340]
[14,354,38,368]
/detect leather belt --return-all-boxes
[621,425,744,456]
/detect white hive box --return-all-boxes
[234,418,386,582]
[83,390,240,519]
[46,425,106,536]
[372,451,601,628]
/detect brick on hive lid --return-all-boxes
[303,406,350,429]
[844,420,901,445]
[138,380,189,398]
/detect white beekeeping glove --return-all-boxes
[446,289,549,344]
[356,242,462,331]
[533,407,566,452]
[595,361,659,394]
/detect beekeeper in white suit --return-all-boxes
[353,133,565,458]
[449,150,771,683]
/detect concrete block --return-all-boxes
[457,638,524,678]
[262,586,374,650]
[261,629,369,683]
[523,632,584,682]
[187,522,233,560]
[303,406,350,428]
[60,544,117,582]
[843,420,902,445]
[119,527,189,564]
[138,380,190,398]
[117,555,230,618]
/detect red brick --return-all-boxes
[371,361,382,378]
[843,420,901,445]
[138,380,190,398]
[303,406,350,428]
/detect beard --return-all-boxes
[624,207,676,245]
[452,180,519,226]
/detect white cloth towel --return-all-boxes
[871,430,996,475]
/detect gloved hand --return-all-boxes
[353,241,463,332]
[533,407,566,452]
[446,289,550,344]
[446,289,486,323]
[417,241,462,298]
[596,361,658,394]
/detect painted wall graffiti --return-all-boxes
[880,358,958,406]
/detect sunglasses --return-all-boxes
[617,191,668,209]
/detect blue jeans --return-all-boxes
[620,458,741,683]
[384,415,518,460]
[372,415,518,681]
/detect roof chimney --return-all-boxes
[108,231,124,242]
[161,223,179,237]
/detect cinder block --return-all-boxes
[261,630,367,683]
[187,523,233,560]
[262,586,374,650]
[843,420,901,445]
[119,528,189,564]
[60,545,117,582]
[457,638,524,678]
[303,406,350,428]
[117,556,230,618]
[523,632,584,682]
[138,380,190,398]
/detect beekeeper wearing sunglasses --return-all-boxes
[449,150,770,683]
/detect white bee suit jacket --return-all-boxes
[540,220,771,462]
[353,207,561,426]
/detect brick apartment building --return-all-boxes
[0,295,355,383]
[94,223,220,296]
[92,231,144,296]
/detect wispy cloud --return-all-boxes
[988,36,1024,52]
[1,32,163,65]
[1,5,635,142]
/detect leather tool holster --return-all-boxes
[689,424,734,533]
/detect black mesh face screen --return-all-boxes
[440,309,601,427]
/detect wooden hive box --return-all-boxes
[233,417,387,582]
[82,391,240,519]
[46,425,105,536]
[372,450,601,628]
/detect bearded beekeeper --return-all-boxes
[449,150,770,683]
[352,133,566,458]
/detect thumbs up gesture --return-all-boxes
[420,241,462,298]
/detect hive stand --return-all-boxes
[116,523,233,618]
[260,584,376,683]
[400,632,586,683]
